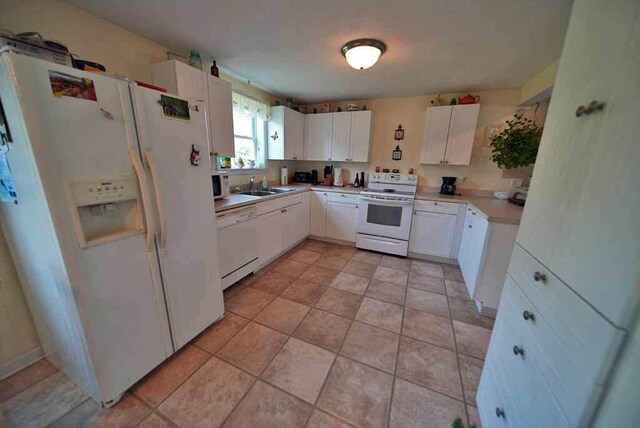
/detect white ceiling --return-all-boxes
[66,0,573,102]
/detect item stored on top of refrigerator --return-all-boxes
[73,59,106,72]
[1,33,73,66]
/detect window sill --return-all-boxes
[219,168,268,175]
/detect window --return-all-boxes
[218,110,266,170]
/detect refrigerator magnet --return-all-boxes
[49,70,97,101]
[160,95,190,121]
[190,144,201,166]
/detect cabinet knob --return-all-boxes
[468,225,472,228]
[523,310,535,322]
[413,211,417,215]
[495,407,505,419]
[513,345,525,357]
[471,212,476,215]
[533,271,548,283]
[575,100,605,117]
[444,160,449,164]
[434,202,438,205]
[328,158,332,161]
[281,209,287,213]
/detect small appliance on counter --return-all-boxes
[293,171,313,183]
[507,186,528,206]
[440,176,457,195]
[212,171,230,200]
[334,167,344,187]
[311,169,319,184]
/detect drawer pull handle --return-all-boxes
[495,407,505,418]
[533,271,548,283]
[523,310,535,322]
[513,345,525,357]
[434,202,438,205]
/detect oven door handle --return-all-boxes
[359,195,415,206]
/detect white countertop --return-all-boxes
[214,185,523,224]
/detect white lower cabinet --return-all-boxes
[310,191,328,236]
[326,201,358,242]
[457,206,517,310]
[409,201,459,258]
[256,193,311,267]
[256,208,284,266]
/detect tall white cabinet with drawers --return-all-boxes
[477,0,640,426]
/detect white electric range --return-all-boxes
[356,173,418,256]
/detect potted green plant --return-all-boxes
[490,114,543,169]
[452,418,477,428]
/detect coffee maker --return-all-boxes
[440,176,457,195]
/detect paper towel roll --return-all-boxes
[280,166,288,185]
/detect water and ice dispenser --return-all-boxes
[65,176,144,247]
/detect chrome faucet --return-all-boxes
[249,175,255,191]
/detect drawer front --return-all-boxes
[414,199,458,214]
[502,276,603,425]
[508,244,623,384]
[257,193,303,215]
[477,361,513,428]
[326,192,360,204]
[487,307,571,428]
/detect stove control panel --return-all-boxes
[369,173,417,185]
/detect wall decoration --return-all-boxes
[160,95,190,121]
[392,145,402,161]
[394,124,404,141]
[270,131,279,140]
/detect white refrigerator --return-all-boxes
[0,52,224,405]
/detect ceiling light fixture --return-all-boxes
[341,39,387,70]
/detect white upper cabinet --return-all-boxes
[331,112,351,161]
[304,111,372,161]
[268,106,304,160]
[151,60,235,158]
[305,113,333,161]
[421,104,479,165]
[206,75,235,158]
[349,111,373,162]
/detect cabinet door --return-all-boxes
[257,209,284,266]
[282,202,306,249]
[207,76,235,157]
[326,201,358,242]
[309,191,327,237]
[349,111,372,162]
[331,113,351,161]
[459,212,489,298]
[175,61,206,101]
[420,106,452,164]
[515,0,640,326]
[285,109,304,160]
[305,114,333,161]
[444,104,479,165]
[409,211,457,257]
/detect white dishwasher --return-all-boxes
[216,205,260,289]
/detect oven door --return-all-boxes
[356,195,414,240]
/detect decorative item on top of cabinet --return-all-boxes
[430,94,446,106]
[210,60,219,77]
[458,93,480,104]
[420,103,480,165]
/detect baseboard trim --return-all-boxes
[0,346,44,380]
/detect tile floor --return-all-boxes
[0,239,495,428]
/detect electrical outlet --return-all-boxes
[510,178,523,188]
[460,176,467,184]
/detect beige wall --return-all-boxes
[303,88,522,190]
[520,59,559,105]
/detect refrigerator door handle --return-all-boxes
[129,148,154,251]
[144,148,166,249]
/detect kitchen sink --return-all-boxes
[238,190,276,196]
[237,188,294,197]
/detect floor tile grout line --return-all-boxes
[444,277,472,426]
[386,269,410,428]
[43,397,93,427]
